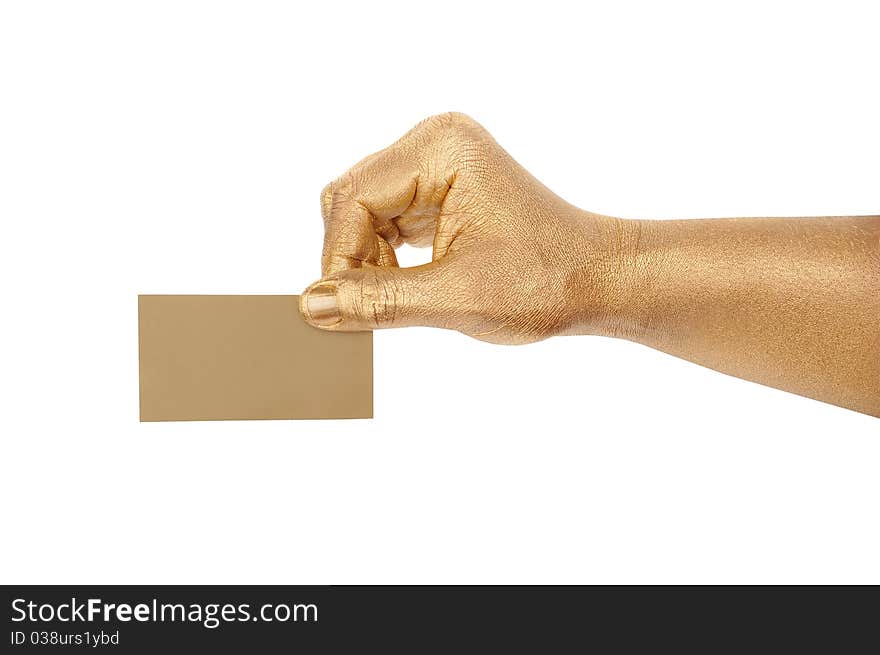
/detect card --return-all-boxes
[138,295,372,421]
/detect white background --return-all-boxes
[1,1,878,584]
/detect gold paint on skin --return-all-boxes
[301,282,341,327]
[301,113,880,417]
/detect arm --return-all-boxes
[301,113,880,416]
[599,216,880,416]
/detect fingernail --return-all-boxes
[302,283,341,327]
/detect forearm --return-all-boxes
[592,215,880,416]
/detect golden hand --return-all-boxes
[301,112,623,344]
[302,113,880,416]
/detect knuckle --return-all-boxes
[320,183,334,218]
[327,171,356,196]
[334,171,355,195]
[416,112,483,141]
[433,113,490,163]
[446,111,481,130]
[355,270,400,328]
[320,174,358,221]
[433,111,479,130]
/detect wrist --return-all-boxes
[559,213,657,340]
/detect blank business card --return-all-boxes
[138,295,372,421]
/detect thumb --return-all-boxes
[300,263,446,331]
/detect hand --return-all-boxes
[300,113,626,344]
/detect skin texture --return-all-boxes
[301,113,880,417]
